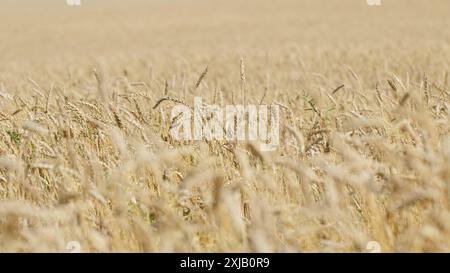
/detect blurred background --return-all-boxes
[1,0,449,63]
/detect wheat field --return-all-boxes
[0,0,449,252]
